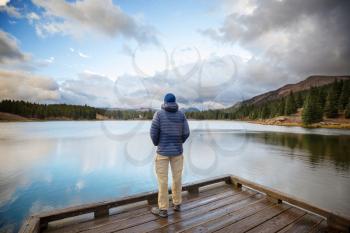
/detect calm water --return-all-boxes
[0,120,350,232]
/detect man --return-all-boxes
[150,93,190,218]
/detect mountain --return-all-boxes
[180,107,200,113]
[233,75,350,107]
[106,107,155,112]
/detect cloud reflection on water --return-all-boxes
[0,121,350,232]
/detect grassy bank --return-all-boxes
[0,112,82,122]
[248,114,350,129]
[0,112,30,122]
[0,112,149,122]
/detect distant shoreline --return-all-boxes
[2,112,350,130]
[246,116,350,129]
[0,112,147,122]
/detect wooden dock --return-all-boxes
[20,175,350,233]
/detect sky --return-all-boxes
[0,0,349,109]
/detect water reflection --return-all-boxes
[0,121,349,232]
[0,138,57,204]
[245,132,350,172]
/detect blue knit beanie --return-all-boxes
[164,93,176,103]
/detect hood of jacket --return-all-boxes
[161,102,178,112]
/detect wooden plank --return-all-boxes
[309,219,331,233]
[182,199,274,233]
[44,184,236,233]
[182,174,232,192]
[246,207,306,233]
[48,185,239,233]
[38,175,232,226]
[23,174,349,233]
[127,190,260,233]
[82,189,247,233]
[46,206,147,233]
[277,214,324,233]
[310,218,347,233]
[215,203,291,233]
[327,213,350,232]
[230,175,350,231]
[85,190,255,233]
[39,190,158,224]
[19,216,40,233]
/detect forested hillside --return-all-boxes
[235,75,350,107]
[0,100,154,120]
[186,79,350,125]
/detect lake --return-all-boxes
[0,120,350,232]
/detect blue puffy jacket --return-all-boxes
[150,102,190,156]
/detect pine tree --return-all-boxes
[345,98,350,119]
[260,105,270,119]
[296,92,303,108]
[324,82,339,118]
[339,80,350,110]
[249,110,258,119]
[335,80,343,100]
[278,98,285,116]
[269,100,279,117]
[302,95,313,125]
[302,88,323,125]
[284,91,297,115]
[318,88,327,110]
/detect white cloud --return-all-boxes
[78,52,90,59]
[60,71,117,107]
[0,29,29,64]
[70,47,74,52]
[75,180,85,191]
[57,54,245,109]
[199,0,350,101]
[0,48,282,109]
[0,0,10,6]
[0,29,56,71]
[220,0,257,16]
[0,69,60,102]
[31,0,158,43]
[30,56,55,69]
[44,56,55,64]
[0,29,58,73]
[0,1,21,18]
[27,12,40,23]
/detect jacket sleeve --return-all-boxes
[150,111,160,146]
[182,114,190,143]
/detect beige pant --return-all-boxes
[155,153,184,210]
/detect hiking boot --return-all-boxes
[151,207,168,218]
[173,204,181,212]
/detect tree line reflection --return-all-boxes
[245,132,350,172]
